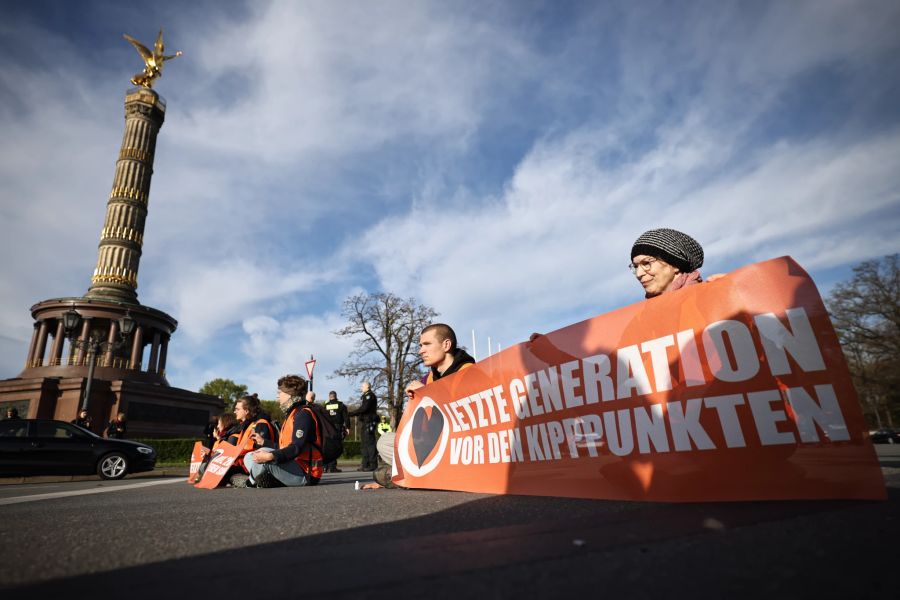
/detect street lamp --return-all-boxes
[63,306,135,413]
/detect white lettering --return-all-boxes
[702,320,760,382]
[754,308,826,376]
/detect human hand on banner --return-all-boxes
[405,380,424,398]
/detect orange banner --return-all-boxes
[188,441,209,484]
[195,442,241,489]
[393,257,886,501]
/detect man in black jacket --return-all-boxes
[364,323,476,489]
[323,391,348,473]
[348,382,378,471]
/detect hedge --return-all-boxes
[134,438,363,463]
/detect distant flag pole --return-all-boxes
[487,336,492,358]
[472,329,477,361]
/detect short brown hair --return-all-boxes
[237,393,261,419]
[277,374,308,397]
[422,323,457,351]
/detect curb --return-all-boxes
[0,460,368,486]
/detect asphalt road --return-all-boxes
[1,448,898,598]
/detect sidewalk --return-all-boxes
[0,459,365,485]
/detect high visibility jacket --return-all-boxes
[376,422,392,436]
[237,418,275,453]
[279,406,324,481]
[235,418,275,471]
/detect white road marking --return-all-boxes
[0,478,183,506]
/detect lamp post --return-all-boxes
[63,307,136,413]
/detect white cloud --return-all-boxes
[1,0,899,395]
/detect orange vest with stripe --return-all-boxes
[279,406,323,480]
[237,418,275,454]
[234,418,275,469]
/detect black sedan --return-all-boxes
[869,428,900,444]
[0,418,156,479]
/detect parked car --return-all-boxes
[869,428,900,444]
[0,418,156,479]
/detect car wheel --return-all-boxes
[97,452,129,480]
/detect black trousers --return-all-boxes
[360,423,377,470]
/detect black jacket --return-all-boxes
[429,348,476,382]
[348,390,378,423]
[106,419,127,439]
[272,402,315,463]
[323,399,348,430]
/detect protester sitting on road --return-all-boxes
[364,323,475,490]
[213,413,241,448]
[228,393,276,487]
[106,412,127,439]
[195,413,240,482]
[241,375,325,488]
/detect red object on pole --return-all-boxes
[305,358,316,379]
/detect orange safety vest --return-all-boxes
[236,418,275,454]
[279,406,323,481]
[234,418,275,471]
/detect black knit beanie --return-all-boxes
[631,228,704,273]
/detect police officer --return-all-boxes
[322,390,348,473]
[348,381,378,471]
[376,414,392,437]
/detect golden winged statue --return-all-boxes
[123,30,182,88]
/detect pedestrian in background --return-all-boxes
[323,390,348,473]
[348,382,378,471]
[72,409,92,431]
[376,415,392,437]
[106,412,127,439]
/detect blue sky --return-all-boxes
[1,0,899,405]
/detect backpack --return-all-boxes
[304,403,344,465]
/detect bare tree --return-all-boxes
[334,293,438,427]
[827,254,899,428]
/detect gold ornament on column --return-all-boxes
[123,30,182,89]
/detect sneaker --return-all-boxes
[255,470,283,488]
[229,474,250,488]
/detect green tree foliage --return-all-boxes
[199,378,248,411]
[260,400,281,425]
[827,254,899,428]
[334,292,437,427]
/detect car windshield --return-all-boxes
[36,421,97,439]
[0,421,28,437]
[68,422,100,438]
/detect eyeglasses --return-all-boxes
[628,257,658,274]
